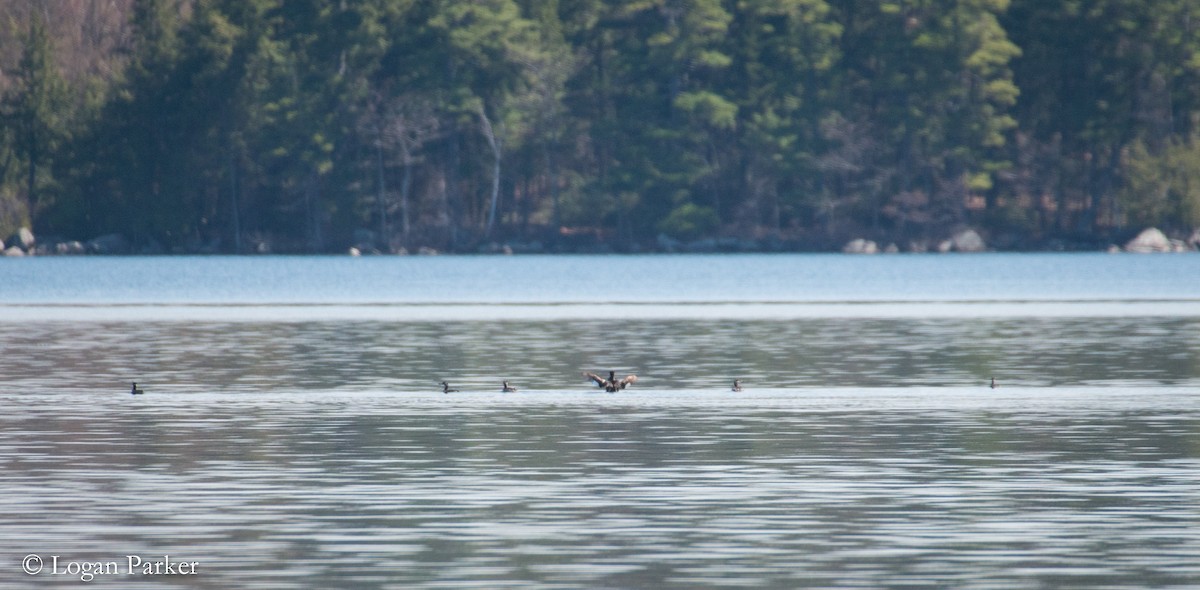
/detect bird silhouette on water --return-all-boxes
[731,379,743,392]
[583,371,638,392]
[502,381,518,392]
[441,381,459,393]
[130,382,144,395]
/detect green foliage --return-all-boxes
[1120,138,1200,229]
[673,91,737,129]
[1,0,1198,251]
[658,203,720,240]
[1,9,69,224]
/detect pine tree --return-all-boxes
[3,8,69,225]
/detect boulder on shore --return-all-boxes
[1188,229,1200,250]
[56,241,85,255]
[4,246,25,257]
[842,238,878,254]
[941,228,986,252]
[956,228,986,252]
[1124,227,1171,253]
[10,227,35,250]
[86,233,130,255]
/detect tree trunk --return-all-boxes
[25,95,39,211]
[444,132,460,249]
[228,149,241,253]
[545,141,560,230]
[400,156,412,243]
[376,140,388,248]
[477,103,502,237]
[305,170,322,252]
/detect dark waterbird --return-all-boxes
[732,379,743,392]
[440,381,459,393]
[130,382,144,395]
[502,381,518,392]
[584,371,638,392]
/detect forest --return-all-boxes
[1,0,1199,254]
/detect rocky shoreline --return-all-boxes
[4,226,1199,257]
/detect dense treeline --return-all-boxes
[1,0,1198,253]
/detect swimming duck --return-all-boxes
[440,381,459,393]
[732,379,743,392]
[130,382,144,395]
[584,371,638,392]
[990,377,997,389]
[502,381,518,392]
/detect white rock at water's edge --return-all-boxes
[14,227,35,249]
[950,228,986,252]
[1124,228,1171,253]
[842,238,878,254]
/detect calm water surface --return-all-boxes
[1,254,1198,588]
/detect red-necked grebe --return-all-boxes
[584,371,638,392]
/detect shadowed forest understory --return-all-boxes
[1,0,1199,254]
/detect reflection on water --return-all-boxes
[2,389,1198,589]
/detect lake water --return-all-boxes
[1,253,1199,588]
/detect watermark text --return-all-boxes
[22,554,198,582]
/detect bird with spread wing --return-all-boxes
[583,370,638,392]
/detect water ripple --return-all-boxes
[1,389,1198,588]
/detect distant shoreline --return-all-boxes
[4,226,1197,257]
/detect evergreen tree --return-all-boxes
[833,0,1020,236]
[2,8,69,234]
[725,0,841,235]
[1004,0,1200,234]
[564,0,735,244]
[7,0,1200,251]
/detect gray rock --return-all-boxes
[4,245,25,257]
[12,227,35,250]
[56,241,85,255]
[656,233,681,252]
[950,228,987,252]
[842,238,878,254]
[1124,227,1171,253]
[510,241,544,254]
[478,242,515,255]
[86,233,130,255]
